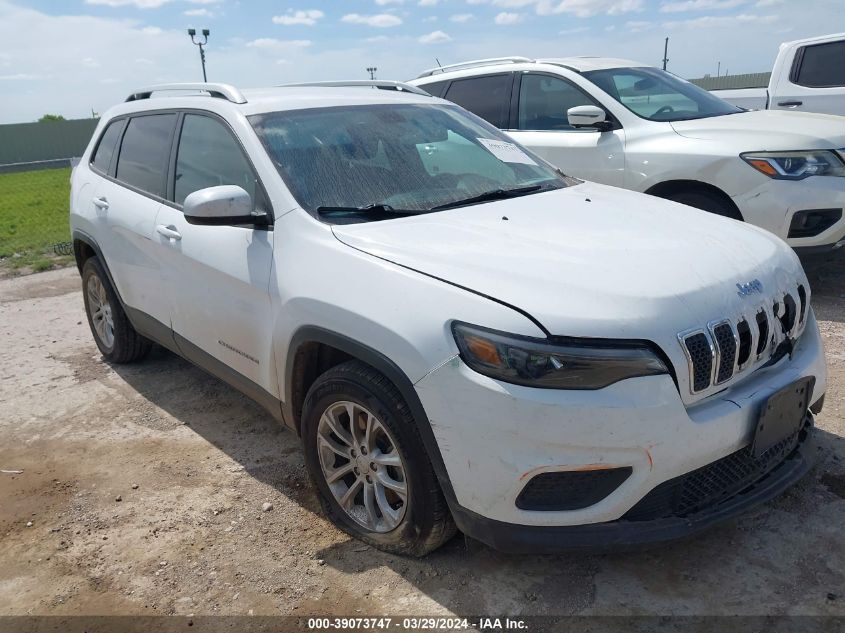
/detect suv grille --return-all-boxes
[679,284,807,394]
[623,419,808,521]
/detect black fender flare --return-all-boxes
[72,230,126,309]
[284,325,460,511]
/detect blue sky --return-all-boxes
[0,0,841,122]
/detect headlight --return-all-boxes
[741,150,845,180]
[452,322,669,390]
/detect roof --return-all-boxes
[413,56,649,81]
[537,56,649,72]
[112,81,438,119]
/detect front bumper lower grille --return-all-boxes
[622,416,810,521]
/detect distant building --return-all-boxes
[688,72,772,91]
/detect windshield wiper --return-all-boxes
[431,184,544,211]
[316,203,424,217]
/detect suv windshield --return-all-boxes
[583,67,743,122]
[249,104,569,222]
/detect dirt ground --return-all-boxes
[1,255,844,620]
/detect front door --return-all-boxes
[506,73,626,186]
[153,113,277,397]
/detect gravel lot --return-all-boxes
[1,255,844,619]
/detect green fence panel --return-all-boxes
[0,118,99,165]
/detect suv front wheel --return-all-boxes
[81,257,151,364]
[302,360,456,556]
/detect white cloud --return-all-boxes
[419,0,440,6]
[424,16,438,21]
[246,38,312,49]
[755,0,783,5]
[82,57,101,67]
[558,25,589,33]
[660,0,747,12]
[418,30,452,43]
[140,26,162,34]
[272,10,325,26]
[341,13,403,27]
[183,8,213,17]
[663,11,778,27]
[495,11,523,24]
[535,0,644,17]
[85,0,219,8]
[375,0,404,4]
[0,72,41,80]
[450,13,475,21]
[625,19,653,31]
[365,35,391,42]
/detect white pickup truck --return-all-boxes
[710,32,845,116]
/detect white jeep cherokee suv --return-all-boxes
[70,81,826,555]
[409,57,845,253]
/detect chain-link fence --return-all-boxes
[0,158,75,272]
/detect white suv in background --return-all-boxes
[410,57,845,253]
[71,81,825,555]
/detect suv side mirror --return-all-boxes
[567,105,611,131]
[183,185,260,226]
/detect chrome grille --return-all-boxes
[678,285,808,395]
[682,332,713,393]
[711,321,738,384]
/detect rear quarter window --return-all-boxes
[90,120,125,175]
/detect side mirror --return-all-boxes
[183,185,258,225]
[567,105,610,131]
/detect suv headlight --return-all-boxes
[452,322,669,390]
[741,150,845,180]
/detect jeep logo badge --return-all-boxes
[736,279,763,297]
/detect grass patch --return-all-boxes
[0,167,72,263]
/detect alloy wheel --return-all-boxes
[317,400,408,533]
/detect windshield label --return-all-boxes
[477,138,537,165]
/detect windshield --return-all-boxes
[583,66,743,122]
[249,104,569,222]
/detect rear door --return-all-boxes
[772,39,845,115]
[153,112,277,397]
[506,72,626,186]
[94,113,177,327]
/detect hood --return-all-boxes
[332,182,806,343]
[671,110,845,149]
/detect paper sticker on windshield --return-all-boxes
[477,138,537,165]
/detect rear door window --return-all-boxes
[443,74,512,128]
[174,114,258,207]
[90,120,124,175]
[793,41,845,88]
[115,114,177,198]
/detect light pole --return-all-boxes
[366,66,377,80]
[188,28,210,82]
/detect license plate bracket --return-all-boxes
[752,377,814,459]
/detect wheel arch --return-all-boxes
[72,230,126,308]
[284,326,459,506]
[644,179,744,221]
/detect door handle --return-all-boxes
[156,224,182,241]
[92,196,109,210]
[777,100,803,107]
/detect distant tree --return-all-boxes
[38,114,65,122]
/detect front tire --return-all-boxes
[81,257,151,364]
[302,360,456,556]
[664,189,742,220]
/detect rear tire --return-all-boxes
[302,360,456,556]
[664,190,742,220]
[81,257,151,364]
